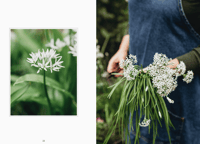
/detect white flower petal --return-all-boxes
[145,86,148,92]
[166,97,174,104]
[158,111,162,118]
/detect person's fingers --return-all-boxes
[167,58,179,69]
[143,67,147,73]
[139,68,147,74]
[107,60,118,73]
[115,69,124,77]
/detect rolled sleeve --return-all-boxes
[176,46,200,74]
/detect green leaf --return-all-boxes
[11,84,30,105]
[22,97,49,106]
[14,74,59,87]
[11,75,20,82]
[14,29,41,52]
[48,88,64,108]
[11,83,27,95]
[44,29,51,42]
[51,29,64,40]
[13,74,76,107]
[17,86,41,101]
[101,28,111,38]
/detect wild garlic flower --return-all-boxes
[146,53,188,97]
[68,43,77,57]
[120,54,139,80]
[183,70,194,84]
[139,117,151,127]
[56,39,66,48]
[121,53,193,98]
[153,53,172,67]
[176,61,186,76]
[27,49,64,73]
[45,39,66,50]
[129,54,137,64]
[64,35,70,45]
[119,59,125,68]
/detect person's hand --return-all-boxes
[107,35,129,77]
[107,49,127,76]
[166,58,179,69]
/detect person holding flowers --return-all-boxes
[107,0,200,143]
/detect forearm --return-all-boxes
[118,35,129,52]
[176,46,200,74]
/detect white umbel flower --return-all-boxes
[68,43,77,57]
[139,117,151,127]
[45,38,66,50]
[120,54,138,80]
[64,36,70,45]
[129,54,137,64]
[176,61,186,76]
[56,38,66,48]
[183,70,194,84]
[27,49,64,73]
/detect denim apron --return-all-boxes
[128,0,200,143]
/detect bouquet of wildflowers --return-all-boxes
[104,53,194,144]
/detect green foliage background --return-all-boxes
[11,29,77,115]
[97,0,129,57]
[96,0,129,143]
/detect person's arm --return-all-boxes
[176,46,200,74]
[107,35,129,75]
[167,46,200,75]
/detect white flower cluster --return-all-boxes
[45,39,66,50]
[119,54,139,80]
[183,70,194,84]
[45,33,77,57]
[68,43,77,57]
[139,117,151,127]
[145,53,193,97]
[120,53,194,98]
[27,49,64,73]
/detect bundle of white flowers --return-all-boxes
[104,53,194,144]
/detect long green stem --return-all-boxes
[43,70,53,115]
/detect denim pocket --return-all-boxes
[130,111,184,144]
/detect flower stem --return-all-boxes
[43,70,53,115]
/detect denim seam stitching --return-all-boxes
[178,0,200,41]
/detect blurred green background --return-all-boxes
[96,0,129,143]
[11,29,77,115]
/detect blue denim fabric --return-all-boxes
[128,0,200,143]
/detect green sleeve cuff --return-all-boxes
[176,47,200,74]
